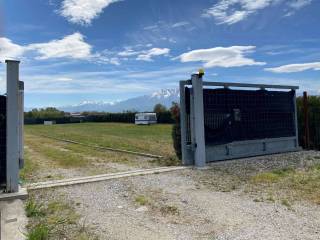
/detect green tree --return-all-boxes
[153,104,167,114]
[170,102,181,159]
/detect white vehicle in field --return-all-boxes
[44,120,56,125]
[135,112,157,125]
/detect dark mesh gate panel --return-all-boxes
[186,88,296,146]
[185,87,192,144]
[0,96,6,186]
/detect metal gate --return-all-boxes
[180,73,300,167]
[0,96,6,187]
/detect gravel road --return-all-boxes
[34,151,320,240]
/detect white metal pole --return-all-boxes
[191,73,206,167]
[5,60,20,192]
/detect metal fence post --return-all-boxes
[180,81,194,165]
[19,81,24,169]
[191,74,206,167]
[293,90,299,148]
[303,91,310,149]
[5,60,20,193]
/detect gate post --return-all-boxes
[303,91,310,149]
[180,81,194,165]
[191,73,206,167]
[6,60,20,192]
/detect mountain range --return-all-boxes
[57,89,180,113]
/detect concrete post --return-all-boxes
[5,60,20,192]
[179,81,194,165]
[191,74,206,167]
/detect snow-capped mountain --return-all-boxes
[58,89,180,113]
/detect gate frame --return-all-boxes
[4,60,24,193]
[180,73,300,167]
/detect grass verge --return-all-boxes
[25,192,98,240]
[250,165,320,205]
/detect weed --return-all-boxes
[135,195,149,205]
[20,152,38,182]
[312,164,320,171]
[26,223,49,240]
[266,195,275,202]
[25,194,98,240]
[251,167,295,184]
[160,205,179,215]
[281,199,291,208]
[25,199,45,218]
[251,172,281,184]
[271,167,295,176]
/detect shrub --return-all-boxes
[170,102,181,159]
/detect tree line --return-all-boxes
[24,103,177,124]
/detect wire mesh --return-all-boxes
[185,87,296,145]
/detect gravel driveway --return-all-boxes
[32,151,320,240]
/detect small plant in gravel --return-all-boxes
[266,195,275,203]
[135,195,149,206]
[25,193,98,240]
[25,198,46,218]
[251,172,281,184]
[26,223,49,240]
[281,199,292,209]
[160,205,180,215]
[251,167,295,184]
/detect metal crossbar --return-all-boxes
[181,80,299,90]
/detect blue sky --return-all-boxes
[0,0,320,108]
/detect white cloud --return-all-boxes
[59,0,121,25]
[118,49,140,57]
[171,21,190,28]
[265,62,320,73]
[285,0,313,16]
[203,0,313,24]
[0,33,119,65]
[203,0,277,25]
[117,46,170,62]
[26,32,92,60]
[136,48,170,62]
[0,38,25,62]
[143,25,158,31]
[288,0,312,9]
[56,77,73,82]
[177,46,265,68]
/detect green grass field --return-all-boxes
[25,123,174,157]
[22,123,178,183]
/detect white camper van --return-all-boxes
[135,113,157,125]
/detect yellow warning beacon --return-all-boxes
[198,68,205,77]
